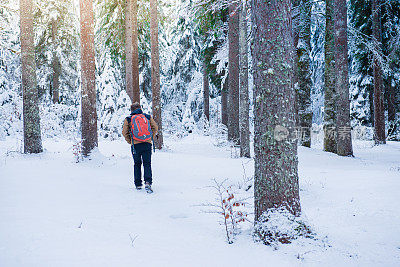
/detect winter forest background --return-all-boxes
[1,0,399,142]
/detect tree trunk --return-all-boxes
[323,0,337,153]
[150,0,163,149]
[221,75,228,126]
[334,0,353,156]
[203,60,209,121]
[51,19,60,104]
[125,0,140,104]
[228,1,240,145]
[80,0,98,156]
[20,0,43,154]
[386,76,398,140]
[239,0,250,158]
[372,0,386,144]
[251,0,301,222]
[295,0,312,147]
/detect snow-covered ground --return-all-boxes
[0,135,399,266]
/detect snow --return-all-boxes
[1,135,400,266]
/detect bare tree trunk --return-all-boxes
[20,0,43,153]
[221,75,228,126]
[295,0,312,147]
[372,0,386,144]
[228,1,240,145]
[150,0,163,149]
[323,0,337,153]
[334,0,353,156]
[51,19,60,104]
[251,0,301,222]
[203,60,209,121]
[239,0,250,158]
[80,0,98,156]
[125,0,140,104]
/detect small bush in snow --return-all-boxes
[72,140,82,163]
[201,179,250,244]
[254,207,314,246]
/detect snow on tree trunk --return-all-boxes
[372,0,386,144]
[334,0,354,156]
[125,0,140,104]
[221,75,228,126]
[20,0,43,154]
[228,1,240,145]
[251,0,301,222]
[150,0,163,149]
[80,0,98,156]
[239,1,250,158]
[294,0,312,148]
[203,60,209,121]
[51,19,60,104]
[323,0,337,154]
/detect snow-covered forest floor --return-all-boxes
[1,134,399,266]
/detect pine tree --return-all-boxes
[228,1,240,145]
[203,60,210,121]
[20,0,43,153]
[239,0,250,158]
[80,0,98,156]
[335,0,353,156]
[251,0,301,224]
[324,0,337,153]
[150,0,163,149]
[372,0,385,144]
[125,0,140,104]
[221,75,228,126]
[293,0,312,147]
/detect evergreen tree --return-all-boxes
[20,0,43,153]
[335,0,353,156]
[80,0,98,156]
[228,0,240,145]
[251,0,301,227]
[324,0,337,153]
[150,0,163,149]
[239,0,250,157]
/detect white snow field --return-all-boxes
[1,135,399,266]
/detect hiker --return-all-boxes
[122,102,158,193]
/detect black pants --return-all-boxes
[131,142,152,186]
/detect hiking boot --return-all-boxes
[145,182,153,194]
[136,185,143,190]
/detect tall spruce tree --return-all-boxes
[372,0,386,144]
[335,0,354,156]
[150,0,163,149]
[324,0,337,153]
[20,0,43,153]
[252,0,301,225]
[228,1,240,144]
[80,0,98,156]
[125,0,140,104]
[239,0,250,158]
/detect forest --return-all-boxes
[1,0,400,266]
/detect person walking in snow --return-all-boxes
[122,102,158,193]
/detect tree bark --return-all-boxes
[80,0,98,156]
[20,0,43,153]
[372,0,386,144]
[228,1,240,145]
[221,75,228,126]
[334,0,354,156]
[294,0,312,147]
[150,0,163,149]
[203,60,209,121]
[51,19,60,104]
[125,0,140,104]
[251,0,301,222]
[239,1,250,158]
[323,0,337,153]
